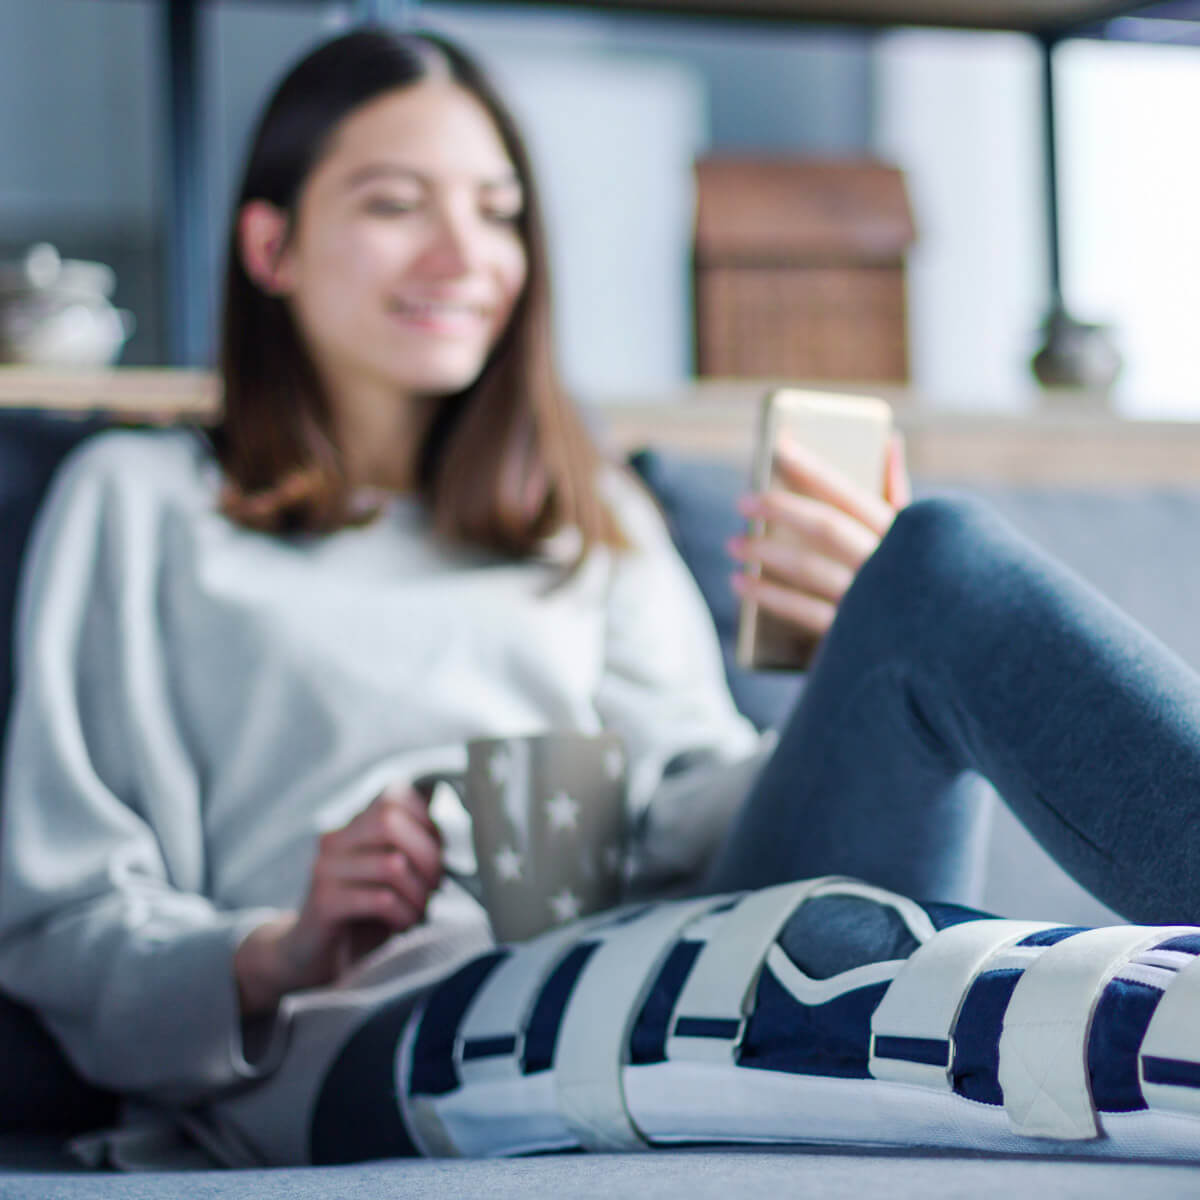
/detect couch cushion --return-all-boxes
[0,409,122,1134]
[0,434,793,1134]
[0,994,117,1135]
[0,410,115,754]
[628,448,804,730]
[6,429,1200,1138]
[628,448,1200,724]
[956,482,1200,676]
[0,1147,1189,1196]
[935,482,1200,926]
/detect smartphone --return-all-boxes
[736,388,894,671]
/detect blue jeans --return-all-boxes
[703,496,1200,925]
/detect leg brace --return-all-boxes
[312,879,1200,1162]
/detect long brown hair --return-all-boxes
[216,28,625,560]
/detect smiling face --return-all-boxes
[258,78,529,405]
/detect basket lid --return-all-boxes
[695,158,917,264]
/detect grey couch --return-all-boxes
[2,411,1197,1195]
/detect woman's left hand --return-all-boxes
[728,432,911,641]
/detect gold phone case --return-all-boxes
[736,389,893,671]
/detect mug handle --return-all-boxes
[411,771,484,903]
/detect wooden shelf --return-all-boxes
[5,367,1200,487]
[599,396,1200,486]
[0,366,218,421]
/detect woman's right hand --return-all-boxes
[234,786,443,1015]
[729,433,910,643]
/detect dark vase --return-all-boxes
[1031,307,1123,395]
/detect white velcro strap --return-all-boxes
[998,925,1195,1140]
[665,877,853,1065]
[1139,946,1200,1117]
[870,919,1058,1090]
[554,896,724,1151]
[454,919,603,1085]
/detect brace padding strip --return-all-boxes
[1140,952,1200,1117]
[869,919,1056,1090]
[553,896,724,1151]
[998,925,1195,1140]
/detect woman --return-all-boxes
[2,27,1199,1167]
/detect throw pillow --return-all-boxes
[0,409,123,1134]
[627,447,803,731]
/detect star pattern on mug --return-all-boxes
[545,790,581,833]
[488,749,511,788]
[493,844,523,883]
[604,747,625,781]
[548,887,582,924]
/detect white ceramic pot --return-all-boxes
[0,243,136,368]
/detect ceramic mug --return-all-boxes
[414,732,629,942]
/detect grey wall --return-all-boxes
[0,0,163,362]
[425,5,874,154]
[581,16,873,154]
[0,0,874,367]
[0,0,156,233]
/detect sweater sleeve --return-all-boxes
[0,436,282,1104]
[593,469,771,886]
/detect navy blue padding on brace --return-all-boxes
[951,968,1022,1106]
[1142,1056,1200,1089]
[951,968,1165,1113]
[409,950,509,1097]
[673,1017,741,1040]
[522,942,599,1075]
[310,991,423,1164]
[1158,934,1200,955]
[1018,927,1087,947]
[737,967,888,1080]
[461,1035,518,1061]
[777,895,919,981]
[918,902,999,930]
[629,940,703,1066]
[1087,979,1161,1112]
[874,1036,951,1068]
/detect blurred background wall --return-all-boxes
[0,0,1196,413]
[0,1,164,364]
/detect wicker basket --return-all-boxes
[694,158,917,382]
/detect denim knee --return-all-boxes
[877,495,1002,588]
[841,494,1008,649]
[889,493,996,551]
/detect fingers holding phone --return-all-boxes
[883,434,912,510]
[772,428,909,537]
[734,391,908,670]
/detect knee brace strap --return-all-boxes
[870,918,1057,1091]
[1139,951,1200,1118]
[999,925,1195,1140]
[554,896,726,1151]
[454,915,608,1087]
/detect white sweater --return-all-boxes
[0,428,765,1103]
